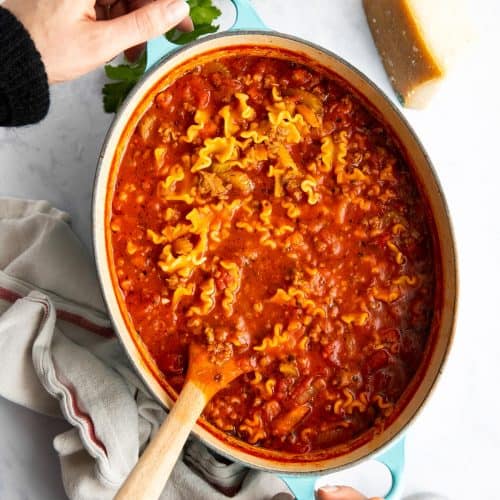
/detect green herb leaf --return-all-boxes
[102,0,221,113]
[166,23,219,45]
[104,52,147,82]
[166,0,221,45]
[102,52,146,113]
[190,0,221,25]
[103,81,136,113]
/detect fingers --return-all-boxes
[96,0,190,60]
[95,0,123,20]
[95,4,107,20]
[98,0,193,32]
[124,43,146,62]
[122,12,192,61]
[271,494,294,500]
[316,486,375,500]
[177,15,194,32]
[109,1,128,18]
[122,5,193,61]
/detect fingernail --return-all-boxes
[319,486,339,493]
[316,486,339,500]
[185,16,195,32]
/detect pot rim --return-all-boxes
[92,30,458,475]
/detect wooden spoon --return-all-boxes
[115,343,252,500]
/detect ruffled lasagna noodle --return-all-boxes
[110,55,436,454]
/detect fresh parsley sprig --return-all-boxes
[102,0,221,113]
[166,0,221,44]
[102,52,147,113]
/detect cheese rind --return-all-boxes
[363,0,462,108]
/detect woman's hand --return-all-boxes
[317,485,384,500]
[2,0,191,83]
[273,485,383,500]
[94,0,193,62]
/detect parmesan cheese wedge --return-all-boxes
[363,0,472,108]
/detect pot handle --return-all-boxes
[279,438,405,500]
[231,0,267,31]
[146,0,267,71]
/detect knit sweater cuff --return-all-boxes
[0,7,50,126]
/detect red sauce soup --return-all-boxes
[109,54,435,454]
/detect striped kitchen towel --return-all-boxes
[0,198,286,500]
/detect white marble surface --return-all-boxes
[1,1,499,499]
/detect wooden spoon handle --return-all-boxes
[115,381,207,500]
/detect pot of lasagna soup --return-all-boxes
[92,1,458,498]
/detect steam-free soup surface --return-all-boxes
[109,54,435,453]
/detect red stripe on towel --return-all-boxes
[30,294,109,458]
[57,310,115,338]
[67,386,108,456]
[0,287,21,302]
[0,286,114,338]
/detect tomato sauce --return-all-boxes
[109,54,436,453]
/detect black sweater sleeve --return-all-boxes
[0,7,50,126]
